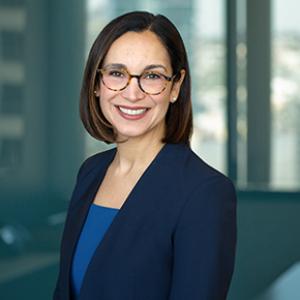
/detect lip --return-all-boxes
[115,105,149,120]
[116,105,150,110]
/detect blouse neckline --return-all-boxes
[91,203,120,210]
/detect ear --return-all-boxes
[170,69,186,103]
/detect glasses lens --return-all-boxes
[101,68,128,90]
[140,71,167,94]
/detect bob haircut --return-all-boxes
[80,11,193,145]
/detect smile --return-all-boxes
[118,106,147,115]
[116,105,150,120]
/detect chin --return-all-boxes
[115,128,152,140]
[113,122,165,142]
[117,132,146,140]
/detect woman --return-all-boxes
[53,11,237,300]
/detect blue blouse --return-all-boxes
[71,203,119,299]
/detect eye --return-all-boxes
[143,72,162,80]
[107,69,125,77]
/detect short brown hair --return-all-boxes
[80,11,193,146]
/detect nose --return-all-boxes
[120,77,145,101]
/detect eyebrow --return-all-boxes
[144,64,168,72]
[103,63,168,72]
[102,63,126,69]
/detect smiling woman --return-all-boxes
[53,11,237,300]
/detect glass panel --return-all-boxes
[0,30,24,61]
[236,0,300,190]
[271,0,300,189]
[1,84,24,114]
[86,0,227,174]
[0,6,26,172]
[0,1,86,299]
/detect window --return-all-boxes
[86,0,300,191]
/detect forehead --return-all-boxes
[103,31,172,71]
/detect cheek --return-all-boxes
[99,98,106,115]
[99,81,116,100]
[150,97,171,121]
[99,98,113,123]
[99,89,116,113]
[151,92,171,110]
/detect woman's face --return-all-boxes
[95,30,185,142]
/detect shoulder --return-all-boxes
[165,143,236,196]
[157,143,237,225]
[75,146,117,182]
[188,145,235,201]
[164,144,237,229]
[168,144,237,234]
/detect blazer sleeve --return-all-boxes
[168,175,237,300]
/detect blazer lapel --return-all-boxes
[62,147,117,299]
[64,143,180,299]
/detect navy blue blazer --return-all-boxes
[53,142,237,300]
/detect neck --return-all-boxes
[112,125,166,174]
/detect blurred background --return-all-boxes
[0,0,299,299]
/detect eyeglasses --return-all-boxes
[97,66,175,95]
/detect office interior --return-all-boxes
[0,0,299,299]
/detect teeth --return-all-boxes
[119,106,147,115]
